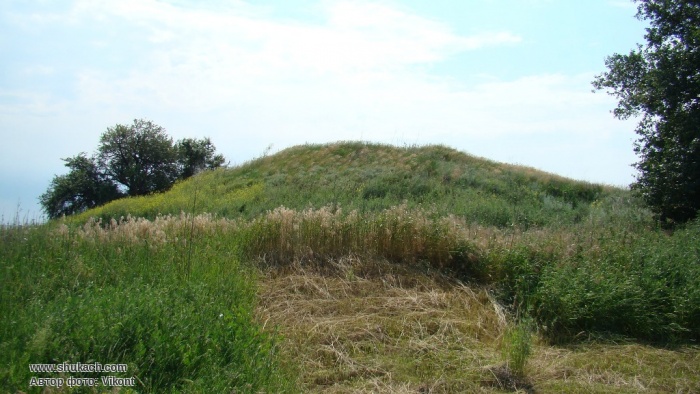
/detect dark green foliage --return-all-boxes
[176,137,227,179]
[98,119,180,196]
[448,241,487,282]
[41,119,226,219]
[542,178,602,208]
[593,0,700,224]
[38,153,123,219]
[491,247,553,312]
[362,174,432,200]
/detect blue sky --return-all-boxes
[1,0,647,222]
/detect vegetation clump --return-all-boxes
[0,216,292,393]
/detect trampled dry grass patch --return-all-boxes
[256,258,700,393]
[256,257,507,393]
[530,343,700,393]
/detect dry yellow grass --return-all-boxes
[256,257,507,393]
[255,257,700,393]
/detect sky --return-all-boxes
[1,0,648,222]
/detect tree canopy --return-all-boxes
[40,119,226,219]
[39,153,123,218]
[593,0,700,224]
[175,137,226,179]
[98,119,180,197]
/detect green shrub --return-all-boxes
[490,246,553,312]
[530,220,700,342]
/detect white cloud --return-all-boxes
[70,0,520,71]
[9,0,624,146]
[0,0,642,221]
[66,0,526,122]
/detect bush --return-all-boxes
[530,220,700,342]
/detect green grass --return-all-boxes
[0,218,295,393]
[501,319,534,377]
[4,141,700,392]
[70,142,618,228]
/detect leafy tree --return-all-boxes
[98,119,180,196]
[593,0,700,224]
[176,137,226,179]
[39,154,123,219]
[40,119,226,219]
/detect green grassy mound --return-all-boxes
[59,142,699,343]
[71,142,618,228]
[3,142,699,392]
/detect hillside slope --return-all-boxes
[63,143,700,341]
[72,142,633,229]
[51,142,700,392]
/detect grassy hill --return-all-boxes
[3,142,699,392]
[72,142,627,227]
